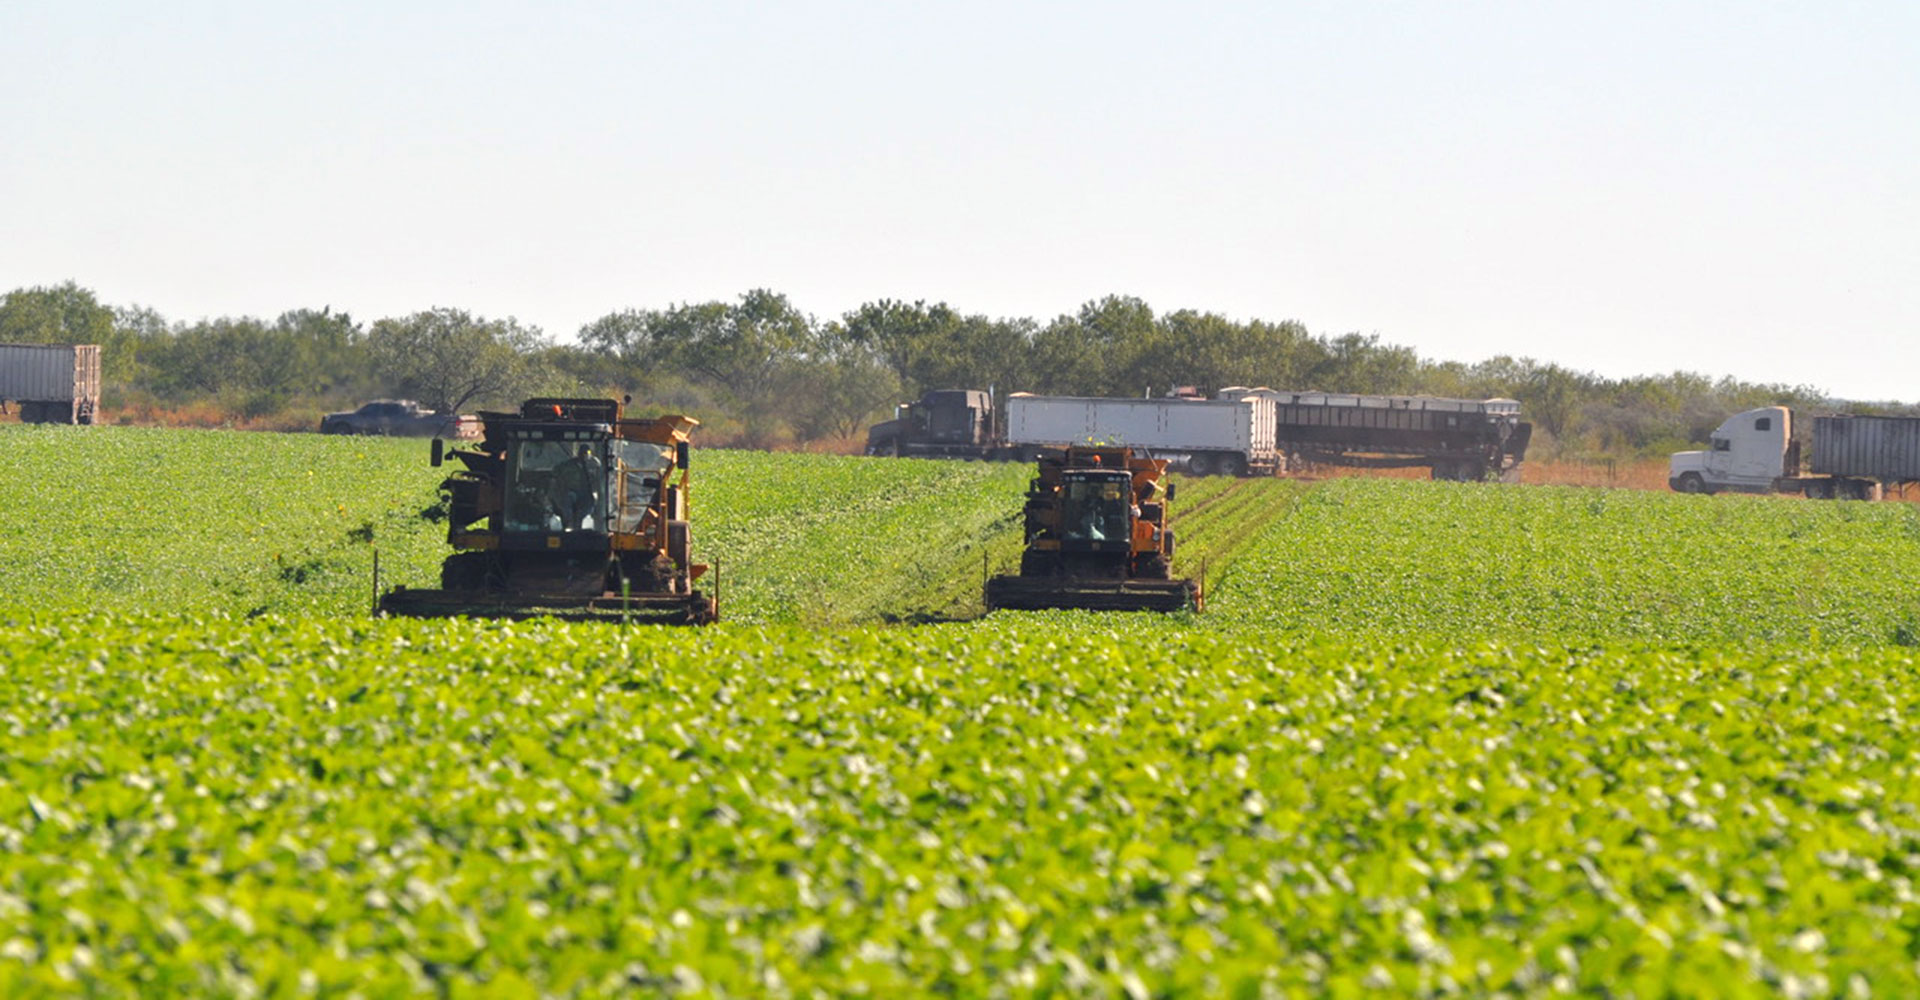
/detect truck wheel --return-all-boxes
[19,402,43,424]
[1674,473,1708,494]
[1188,453,1215,476]
[1219,454,1247,477]
[1845,479,1881,501]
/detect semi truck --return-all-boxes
[1,343,101,424]
[1224,388,1531,481]
[1668,406,1920,500]
[863,389,999,459]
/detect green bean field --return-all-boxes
[4,425,1920,997]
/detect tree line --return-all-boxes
[2,281,1895,458]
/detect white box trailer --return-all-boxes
[1005,393,1280,476]
[0,343,101,424]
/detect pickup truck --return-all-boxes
[319,400,472,437]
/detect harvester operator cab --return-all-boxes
[502,427,681,538]
[505,429,613,533]
[1059,471,1135,550]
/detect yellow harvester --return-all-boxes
[379,397,717,623]
[985,445,1201,613]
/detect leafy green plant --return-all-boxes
[0,615,1916,996]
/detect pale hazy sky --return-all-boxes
[4,1,1915,401]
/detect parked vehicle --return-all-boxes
[378,398,717,623]
[1224,388,1530,481]
[1669,406,1920,500]
[1004,393,1281,476]
[1,343,100,425]
[320,399,471,437]
[863,389,1001,459]
[984,445,1199,612]
[863,389,1282,476]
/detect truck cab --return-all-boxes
[1669,406,1791,494]
[865,389,995,457]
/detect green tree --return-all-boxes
[0,282,139,389]
[779,326,906,441]
[367,308,547,414]
[153,317,306,415]
[1029,295,1156,396]
[599,290,821,446]
[840,300,1036,399]
[273,308,368,397]
[1307,332,1422,394]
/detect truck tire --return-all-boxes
[1844,479,1881,501]
[1674,472,1708,494]
[1188,453,1216,476]
[1219,453,1247,478]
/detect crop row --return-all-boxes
[2,614,1918,995]
[1208,477,1920,646]
[8,427,1920,645]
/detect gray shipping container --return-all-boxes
[0,343,102,424]
[1810,414,1920,481]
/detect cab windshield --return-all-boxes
[506,438,609,533]
[1060,475,1131,543]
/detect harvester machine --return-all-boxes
[379,398,718,624]
[984,445,1201,613]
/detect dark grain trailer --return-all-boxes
[1224,388,1531,481]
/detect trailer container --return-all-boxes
[1005,393,1280,476]
[0,343,101,424]
[1225,388,1530,481]
[1809,415,1920,482]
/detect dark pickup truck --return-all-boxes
[319,400,473,437]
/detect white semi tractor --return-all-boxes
[1669,405,1920,500]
